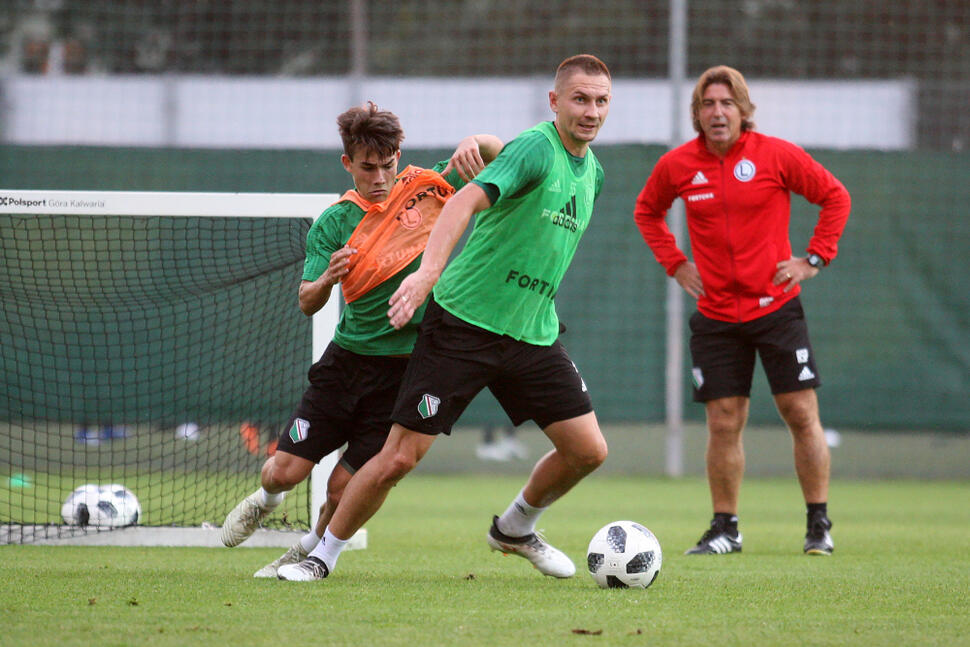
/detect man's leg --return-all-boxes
[487,412,607,578]
[705,396,749,514]
[685,396,748,555]
[521,411,607,508]
[222,451,315,547]
[329,424,435,538]
[254,461,351,578]
[774,388,834,554]
[774,388,829,503]
[277,424,435,580]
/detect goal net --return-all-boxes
[0,189,341,546]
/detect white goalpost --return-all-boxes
[0,189,365,549]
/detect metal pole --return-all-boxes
[665,0,687,477]
[348,0,367,106]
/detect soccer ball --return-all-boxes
[587,520,662,589]
[175,422,200,441]
[61,483,141,528]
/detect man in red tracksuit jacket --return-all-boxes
[634,65,850,556]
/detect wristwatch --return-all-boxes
[806,253,825,269]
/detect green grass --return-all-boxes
[2,475,968,647]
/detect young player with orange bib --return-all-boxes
[220,102,501,577]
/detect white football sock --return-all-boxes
[256,487,285,509]
[496,490,547,537]
[308,527,349,573]
[299,529,322,553]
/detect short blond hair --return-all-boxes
[555,54,611,91]
[690,65,756,134]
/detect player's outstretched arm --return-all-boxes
[388,183,491,329]
[444,134,504,182]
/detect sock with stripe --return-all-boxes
[307,527,349,574]
[299,528,322,553]
[496,490,546,538]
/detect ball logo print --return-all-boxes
[587,520,662,589]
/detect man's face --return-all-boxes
[550,71,612,156]
[698,82,743,154]
[341,148,401,203]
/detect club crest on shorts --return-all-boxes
[288,418,310,443]
[418,394,441,419]
[692,367,704,389]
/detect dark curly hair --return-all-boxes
[336,101,405,160]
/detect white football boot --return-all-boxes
[253,541,310,578]
[486,516,575,578]
[277,557,330,581]
[221,491,271,547]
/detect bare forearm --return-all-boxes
[473,134,504,164]
[419,183,490,280]
[298,279,335,316]
[386,183,492,329]
[298,245,357,315]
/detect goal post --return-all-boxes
[0,189,364,548]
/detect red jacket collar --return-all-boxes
[694,130,752,159]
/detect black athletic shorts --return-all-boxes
[391,298,593,435]
[274,342,408,472]
[688,296,821,402]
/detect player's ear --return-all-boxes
[341,153,353,173]
[548,89,559,114]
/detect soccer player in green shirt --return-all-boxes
[279,54,612,581]
[221,101,501,577]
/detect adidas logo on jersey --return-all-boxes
[691,171,708,185]
[798,366,816,381]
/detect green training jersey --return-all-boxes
[303,160,463,356]
[433,121,604,345]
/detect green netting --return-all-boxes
[0,211,313,536]
[1,2,966,148]
[3,144,967,430]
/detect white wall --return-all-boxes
[1,75,915,150]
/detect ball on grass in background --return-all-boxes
[61,484,141,527]
[176,422,200,441]
[587,520,662,589]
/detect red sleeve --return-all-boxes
[778,141,851,264]
[633,155,688,276]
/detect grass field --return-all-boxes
[2,474,968,647]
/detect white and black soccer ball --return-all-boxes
[61,483,141,528]
[587,520,662,589]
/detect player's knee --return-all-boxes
[376,451,418,486]
[779,400,819,433]
[261,457,307,491]
[265,470,301,491]
[568,438,608,474]
[325,489,342,511]
[707,409,745,438]
[706,397,748,436]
